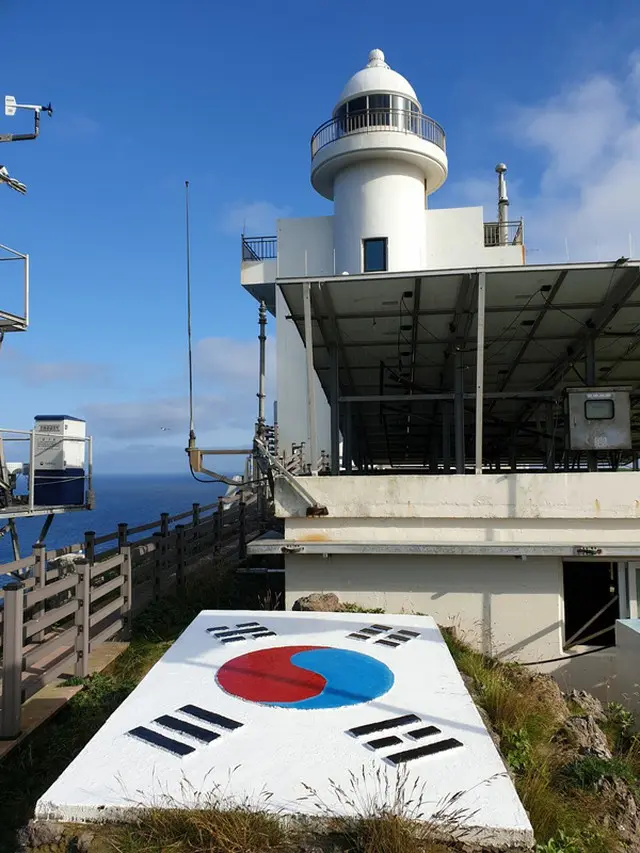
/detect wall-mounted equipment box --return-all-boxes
[565,387,632,451]
[33,415,86,506]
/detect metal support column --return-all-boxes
[442,402,451,473]
[585,335,597,472]
[454,350,465,474]
[344,401,352,473]
[302,282,317,470]
[330,343,340,474]
[475,272,486,475]
[545,401,555,472]
[256,300,267,434]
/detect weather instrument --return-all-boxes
[2,94,53,142]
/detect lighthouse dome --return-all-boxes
[336,50,420,110]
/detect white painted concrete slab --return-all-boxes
[36,612,533,848]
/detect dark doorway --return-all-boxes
[562,561,619,647]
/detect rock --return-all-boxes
[599,777,640,853]
[522,672,569,727]
[476,704,502,752]
[16,820,64,849]
[292,593,341,612]
[554,714,612,759]
[566,689,607,722]
[73,831,95,852]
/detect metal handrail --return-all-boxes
[483,220,524,247]
[311,108,446,158]
[242,235,277,261]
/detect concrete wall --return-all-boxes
[277,217,334,278]
[425,207,523,268]
[285,553,563,662]
[275,285,331,461]
[613,619,640,722]
[240,258,277,286]
[243,208,524,284]
[276,472,640,548]
[333,160,427,273]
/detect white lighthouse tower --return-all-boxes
[310,49,448,275]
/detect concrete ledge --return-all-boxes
[247,537,640,558]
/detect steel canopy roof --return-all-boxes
[278,261,640,466]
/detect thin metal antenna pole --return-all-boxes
[185,180,195,438]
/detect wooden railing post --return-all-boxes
[160,512,169,538]
[75,560,91,677]
[192,502,200,555]
[0,582,24,739]
[175,525,185,595]
[32,541,47,643]
[238,501,247,560]
[152,533,163,602]
[117,523,129,551]
[84,530,96,565]
[215,498,224,553]
[121,545,133,639]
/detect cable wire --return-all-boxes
[519,644,614,665]
[185,180,195,437]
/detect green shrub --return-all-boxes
[502,726,533,773]
[560,754,637,791]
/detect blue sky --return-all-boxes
[1,0,639,473]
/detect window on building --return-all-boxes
[363,238,388,272]
[563,561,619,647]
[368,94,391,126]
[585,399,615,420]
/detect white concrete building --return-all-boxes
[242,50,640,701]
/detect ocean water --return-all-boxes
[0,474,227,566]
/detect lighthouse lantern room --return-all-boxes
[311,49,447,275]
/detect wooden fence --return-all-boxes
[0,495,261,739]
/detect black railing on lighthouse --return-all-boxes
[311,108,446,158]
[242,236,278,261]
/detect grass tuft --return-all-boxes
[299,763,479,853]
[108,806,290,853]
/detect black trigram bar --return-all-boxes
[386,738,463,765]
[348,632,370,641]
[128,726,195,756]
[407,725,440,740]
[210,625,270,638]
[387,633,411,642]
[397,629,420,637]
[180,704,243,731]
[371,624,392,630]
[359,627,386,635]
[375,638,401,648]
[366,735,403,750]
[207,622,275,644]
[348,714,421,738]
[155,714,221,743]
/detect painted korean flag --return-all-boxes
[36,611,533,848]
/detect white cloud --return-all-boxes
[0,346,112,387]
[83,393,253,440]
[219,200,291,236]
[195,336,276,394]
[510,56,640,261]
